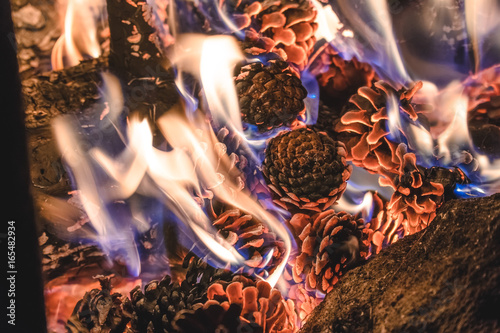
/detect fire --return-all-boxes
[313,0,410,86]
[40,0,500,331]
[51,0,106,70]
[465,0,500,73]
[53,35,291,286]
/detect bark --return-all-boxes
[300,193,500,333]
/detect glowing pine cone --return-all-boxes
[290,210,372,294]
[66,276,133,333]
[235,59,308,131]
[464,65,500,155]
[335,80,429,176]
[363,192,396,254]
[309,44,377,110]
[385,144,469,237]
[210,203,286,276]
[174,280,297,333]
[262,127,352,213]
[287,283,322,323]
[228,0,318,68]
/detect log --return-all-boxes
[300,193,500,333]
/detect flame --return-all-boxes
[312,0,411,86]
[170,35,291,286]
[54,34,290,286]
[51,0,105,70]
[53,116,142,277]
[465,0,500,73]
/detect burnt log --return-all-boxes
[300,193,500,333]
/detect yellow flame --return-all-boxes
[51,0,104,70]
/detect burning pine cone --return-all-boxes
[262,127,352,213]
[288,210,372,294]
[384,144,469,237]
[335,80,429,176]
[464,65,500,156]
[235,59,308,131]
[227,0,318,68]
[174,280,297,333]
[210,203,286,277]
[309,44,377,110]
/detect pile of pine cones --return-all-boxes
[65,0,488,331]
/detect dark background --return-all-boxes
[0,0,47,331]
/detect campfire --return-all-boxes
[6,0,500,332]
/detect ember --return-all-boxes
[7,0,500,332]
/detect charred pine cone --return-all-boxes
[227,0,318,68]
[174,280,297,333]
[235,59,307,131]
[127,254,254,332]
[262,127,352,213]
[66,276,133,333]
[384,144,469,238]
[312,102,342,140]
[335,81,429,176]
[309,44,377,110]
[210,203,286,277]
[288,210,372,294]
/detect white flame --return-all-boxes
[170,35,291,286]
[54,34,290,286]
[465,0,500,72]
[51,0,105,70]
[313,0,411,86]
[52,116,141,276]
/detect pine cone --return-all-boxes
[335,81,429,176]
[262,127,352,213]
[290,210,372,294]
[235,59,308,131]
[215,126,266,194]
[66,276,133,333]
[464,65,500,156]
[172,303,259,333]
[385,144,469,237]
[364,192,396,254]
[287,283,321,323]
[210,203,286,277]
[174,280,297,333]
[127,255,245,332]
[309,44,377,110]
[228,0,318,68]
[312,102,342,140]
